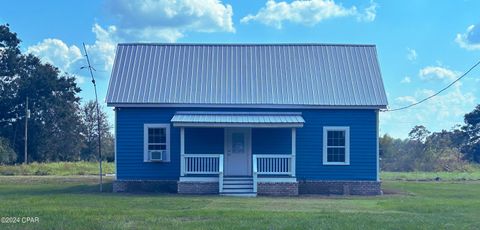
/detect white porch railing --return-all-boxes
[181,154,223,174]
[180,154,224,193]
[253,154,295,192]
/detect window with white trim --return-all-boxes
[323,127,350,165]
[144,124,170,162]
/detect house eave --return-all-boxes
[172,122,304,128]
[107,103,387,110]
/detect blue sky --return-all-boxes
[1,0,480,138]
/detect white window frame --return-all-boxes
[323,126,350,165]
[144,124,170,162]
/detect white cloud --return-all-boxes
[395,95,417,104]
[406,48,417,61]
[85,24,118,72]
[455,24,480,51]
[381,84,476,138]
[241,0,377,29]
[27,38,86,85]
[418,66,459,81]
[401,76,411,83]
[26,24,119,85]
[27,39,83,72]
[358,1,377,22]
[104,0,235,42]
[26,0,236,87]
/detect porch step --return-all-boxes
[222,188,254,193]
[223,177,252,181]
[223,180,253,185]
[221,177,255,196]
[220,192,256,197]
[223,184,253,189]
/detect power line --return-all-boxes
[382,59,480,112]
[81,42,103,193]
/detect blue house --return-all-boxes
[106,44,388,196]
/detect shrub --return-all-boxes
[0,137,17,164]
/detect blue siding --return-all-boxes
[185,128,224,154]
[116,108,179,180]
[297,109,377,181]
[116,107,377,181]
[252,128,291,154]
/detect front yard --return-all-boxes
[0,176,479,229]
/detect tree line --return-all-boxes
[0,24,113,164]
[380,105,480,172]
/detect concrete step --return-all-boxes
[223,177,253,181]
[223,180,253,185]
[223,184,253,189]
[220,193,257,197]
[222,188,254,193]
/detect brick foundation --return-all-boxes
[177,181,219,194]
[113,180,177,193]
[257,182,299,196]
[114,179,381,196]
[298,180,381,195]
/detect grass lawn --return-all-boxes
[382,170,480,181]
[0,162,115,176]
[0,176,479,229]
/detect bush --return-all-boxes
[0,137,16,164]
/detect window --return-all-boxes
[144,124,170,162]
[323,127,350,165]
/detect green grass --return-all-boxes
[381,170,480,181]
[0,161,115,176]
[0,176,479,229]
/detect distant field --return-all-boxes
[381,170,480,181]
[0,161,115,176]
[0,176,479,229]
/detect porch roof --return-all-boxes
[171,112,304,128]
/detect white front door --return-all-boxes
[225,128,251,176]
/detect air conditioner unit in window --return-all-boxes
[149,150,167,162]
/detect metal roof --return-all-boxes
[106,43,388,108]
[171,112,304,128]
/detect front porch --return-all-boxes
[172,112,303,196]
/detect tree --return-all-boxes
[0,24,22,126]
[408,125,431,143]
[80,100,114,161]
[0,24,83,163]
[380,125,471,172]
[0,137,16,164]
[463,104,480,163]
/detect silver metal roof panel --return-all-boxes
[106,44,388,107]
[171,111,305,128]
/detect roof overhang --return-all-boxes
[171,112,305,128]
[108,103,387,110]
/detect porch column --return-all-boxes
[180,127,185,176]
[291,128,296,177]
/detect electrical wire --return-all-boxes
[382,59,480,112]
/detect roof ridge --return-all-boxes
[117,43,376,47]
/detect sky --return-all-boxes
[1,0,480,138]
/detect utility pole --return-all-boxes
[82,43,103,192]
[24,96,29,164]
